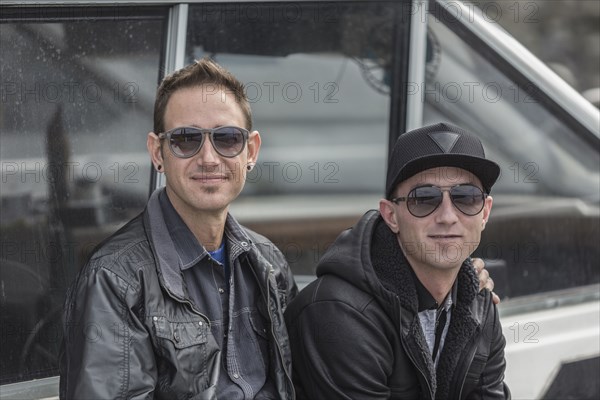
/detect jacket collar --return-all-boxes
[410,265,458,313]
[157,189,207,270]
[369,213,479,318]
[316,210,486,399]
[144,188,187,300]
[143,187,254,301]
[369,213,483,400]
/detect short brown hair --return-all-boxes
[153,58,252,133]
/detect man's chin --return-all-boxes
[423,256,465,272]
[202,186,220,195]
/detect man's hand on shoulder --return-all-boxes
[473,258,500,305]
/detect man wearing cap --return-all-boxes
[285,123,510,399]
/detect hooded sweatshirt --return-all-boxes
[284,210,510,400]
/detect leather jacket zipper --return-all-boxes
[456,337,479,399]
[396,297,434,399]
[402,335,434,399]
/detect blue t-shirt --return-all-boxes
[209,241,229,285]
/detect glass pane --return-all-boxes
[423,12,600,298]
[186,2,409,275]
[471,0,600,104]
[0,8,167,384]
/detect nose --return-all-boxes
[195,133,220,166]
[434,191,459,224]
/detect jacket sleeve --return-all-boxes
[245,229,298,308]
[286,298,393,399]
[60,263,157,399]
[467,303,511,400]
[283,257,298,306]
[273,245,298,308]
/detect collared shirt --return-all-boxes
[158,191,276,399]
[410,268,457,368]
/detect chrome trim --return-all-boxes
[162,3,188,93]
[499,283,600,317]
[404,0,428,131]
[435,0,600,137]
[1,0,361,6]
[155,3,188,189]
[0,376,59,400]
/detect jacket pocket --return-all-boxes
[152,315,216,387]
[464,353,487,388]
[153,316,208,349]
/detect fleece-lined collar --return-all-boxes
[369,216,478,313]
[317,210,483,399]
[369,214,481,400]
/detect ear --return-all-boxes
[379,199,400,234]
[481,195,493,230]
[247,130,261,164]
[147,132,163,171]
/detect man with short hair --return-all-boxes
[285,123,510,399]
[60,59,297,399]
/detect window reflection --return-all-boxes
[0,10,166,384]
[423,13,600,298]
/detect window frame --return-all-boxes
[0,2,171,394]
[429,0,600,146]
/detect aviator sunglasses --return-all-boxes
[391,184,487,217]
[158,126,249,158]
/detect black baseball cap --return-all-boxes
[385,123,500,199]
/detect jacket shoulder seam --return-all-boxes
[305,275,378,314]
[87,240,154,292]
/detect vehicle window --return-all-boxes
[0,7,167,385]
[185,1,410,275]
[423,11,600,299]
[468,0,600,105]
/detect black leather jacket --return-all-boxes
[60,190,297,399]
[285,210,510,399]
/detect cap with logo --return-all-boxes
[385,123,500,199]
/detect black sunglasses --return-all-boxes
[158,126,249,158]
[391,184,487,217]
